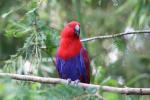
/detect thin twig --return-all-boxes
[0,73,150,95]
[81,30,150,42]
[94,92,104,100]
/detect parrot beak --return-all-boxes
[75,25,80,36]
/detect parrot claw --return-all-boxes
[66,79,72,85]
[73,79,80,86]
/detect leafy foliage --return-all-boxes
[0,0,150,100]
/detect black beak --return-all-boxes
[75,25,80,36]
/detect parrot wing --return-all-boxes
[80,47,90,83]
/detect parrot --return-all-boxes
[56,21,90,83]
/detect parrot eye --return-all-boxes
[75,25,80,36]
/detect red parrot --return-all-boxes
[56,21,90,83]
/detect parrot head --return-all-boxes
[61,21,80,38]
[58,21,82,59]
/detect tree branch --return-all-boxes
[0,73,150,95]
[81,30,150,42]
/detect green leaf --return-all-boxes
[113,38,126,52]
[86,87,97,94]
[26,8,37,15]
[45,31,57,55]
[1,9,13,18]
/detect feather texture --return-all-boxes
[56,47,90,83]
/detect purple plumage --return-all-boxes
[56,48,90,83]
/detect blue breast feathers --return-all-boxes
[56,48,87,82]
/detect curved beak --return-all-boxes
[75,25,80,36]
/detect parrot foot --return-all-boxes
[73,79,80,86]
[66,78,72,85]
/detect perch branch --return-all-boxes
[0,73,150,95]
[81,30,150,42]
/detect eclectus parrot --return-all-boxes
[56,21,90,83]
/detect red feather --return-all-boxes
[81,48,90,83]
[58,21,81,60]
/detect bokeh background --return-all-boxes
[0,0,150,100]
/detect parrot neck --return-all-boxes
[58,37,82,60]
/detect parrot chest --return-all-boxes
[56,50,87,81]
[58,38,82,60]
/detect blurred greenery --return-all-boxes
[0,0,150,100]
